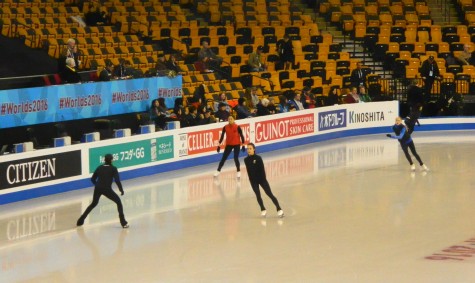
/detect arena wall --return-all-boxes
[1,100,473,205]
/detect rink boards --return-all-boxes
[1,100,474,205]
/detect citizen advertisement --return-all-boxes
[0,151,81,190]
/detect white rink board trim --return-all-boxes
[0,100,469,204]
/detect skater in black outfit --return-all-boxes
[386,117,429,172]
[405,79,424,133]
[244,143,284,217]
[77,154,129,228]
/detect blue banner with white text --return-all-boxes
[0,76,182,129]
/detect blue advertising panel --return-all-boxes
[318,109,347,131]
[0,76,182,129]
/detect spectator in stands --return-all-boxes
[420,55,441,102]
[277,34,294,70]
[99,62,114,81]
[61,58,81,84]
[288,92,305,110]
[85,3,107,26]
[173,106,189,128]
[152,98,170,130]
[235,97,256,119]
[214,92,231,112]
[326,86,340,106]
[256,98,271,116]
[192,84,206,109]
[358,86,372,102]
[267,97,277,114]
[155,54,169,76]
[215,102,231,122]
[198,41,222,72]
[166,54,182,74]
[407,79,424,119]
[198,107,216,125]
[344,87,361,104]
[60,38,80,72]
[114,59,132,79]
[150,99,160,126]
[278,95,291,113]
[301,87,316,109]
[456,44,472,66]
[350,62,366,88]
[248,46,267,72]
[185,105,199,126]
[127,60,142,78]
[245,87,260,110]
[470,51,475,66]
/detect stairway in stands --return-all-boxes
[293,1,390,79]
[426,0,461,26]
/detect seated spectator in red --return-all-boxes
[215,102,231,121]
[302,87,316,108]
[344,87,361,104]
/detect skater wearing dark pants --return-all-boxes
[77,154,129,228]
[214,116,245,178]
[387,117,429,172]
[244,143,284,218]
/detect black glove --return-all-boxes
[386,134,391,138]
[120,190,124,196]
[217,146,221,153]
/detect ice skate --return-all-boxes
[260,210,267,217]
[410,164,416,171]
[237,171,241,178]
[422,164,429,171]
[213,170,220,177]
[277,210,284,218]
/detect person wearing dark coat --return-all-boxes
[350,62,367,88]
[61,58,81,84]
[420,55,441,102]
[99,63,114,81]
[277,34,294,70]
[244,143,284,217]
[405,79,424,133]
[77,153,129,228]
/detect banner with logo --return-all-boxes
[254,113,315,143]
[177,123,251,157]
[0,151,81,190]
[88,135,174,172]
[0,76,182,129]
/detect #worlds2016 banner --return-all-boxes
[0,76,182,129]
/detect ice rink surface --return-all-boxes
[1,131,475,283]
